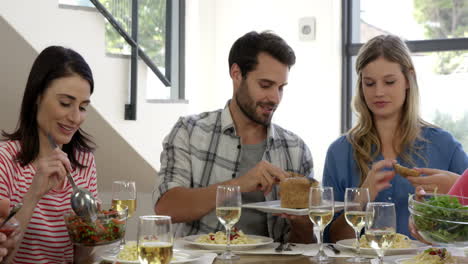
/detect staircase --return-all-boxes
[0,0,187,239]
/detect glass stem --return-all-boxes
[379,255,384,264]
[317,228,324,254]
[225,226,232,255]
[355,229,361,257]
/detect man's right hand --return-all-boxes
[231,160,289,195]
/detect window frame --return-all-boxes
[341,0,468,133]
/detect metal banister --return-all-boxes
[89,0,171,120]
[90,0,170,86]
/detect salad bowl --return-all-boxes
[408,193,468,247]
[64,204,127,246]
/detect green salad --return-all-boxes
[412,194,468,244]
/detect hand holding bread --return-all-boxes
[361,159,396,201]
[406,168,460,194]
[231,160,289,195]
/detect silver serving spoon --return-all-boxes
[0,203,22,229]
[47,134,98,221]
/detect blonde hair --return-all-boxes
[347,34,432,184]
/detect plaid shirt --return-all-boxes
[153,102,314,239]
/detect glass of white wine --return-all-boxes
[344,187,370,263]
[216,185,242,260]
[309,186,334,263]
[112,180,137,218]
[112,180,137,247]
[137,215,173,264]
[365,202,396,264]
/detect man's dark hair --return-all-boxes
[2,46,95,168]
[228,31,296,78]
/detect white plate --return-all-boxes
[101,250,202,264]
[335,239,428,256]
[394,258,413,264]
[183,234,273,251]
[242,200,344,216]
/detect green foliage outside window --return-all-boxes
[101,0,166,68]
[413,0,468,74]
[432,110,468,152]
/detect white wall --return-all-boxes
[185,0,343,180]
[1,0,188,174]
[1,0,342,182]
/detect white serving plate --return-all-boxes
[242,200,344,216]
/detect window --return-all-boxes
[343,0,468,150]
[59,0,185,100]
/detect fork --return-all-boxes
[284,242,295,251]
[274,236,285,252]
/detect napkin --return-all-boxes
[193,253,217,264]
[302,243,356,258]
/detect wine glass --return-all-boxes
[216,185,242,260]
[112,180,137,247]
[137,215,173,264]
[308,186,334,263]
[365,202,396,264]
[344,187,370,263]
[112,181,137,217]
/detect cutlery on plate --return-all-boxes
[274,242,285,252]
[0,203,22,229]
[326,244,340,254]
[284,243,295,251]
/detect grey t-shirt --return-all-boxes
[235,140,269,236]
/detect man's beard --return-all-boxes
[235,80,276,126]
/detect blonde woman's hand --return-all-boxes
[408,187,432,245]
[408,168,459,194]
[361,159,396,201]
[30,148,71,200]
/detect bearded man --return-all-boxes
[153,31,315,243]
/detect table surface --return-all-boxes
[212,255,358,264]
[211,255,468,264]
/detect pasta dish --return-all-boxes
[195,228,259,244]
[117,241,138,261]
[359,233,412,248]
[401,248,455,264]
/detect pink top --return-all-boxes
[448,168,468,204]
[0,140,98,264]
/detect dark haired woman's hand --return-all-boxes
[361,159,396,201]
[30,148,71,200]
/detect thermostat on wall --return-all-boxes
[299,17,316,41]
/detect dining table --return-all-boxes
[94,239,468,264]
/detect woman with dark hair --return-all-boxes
[0,46,98,263]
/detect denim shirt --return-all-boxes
[322,127,468,241]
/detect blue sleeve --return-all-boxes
[322,141,346,243]
[448,143,468,174]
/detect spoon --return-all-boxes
[0,203,22,229]
[47,134,98,221]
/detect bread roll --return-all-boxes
[279,174,318,209]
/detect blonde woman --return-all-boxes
[323,35,468,242]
